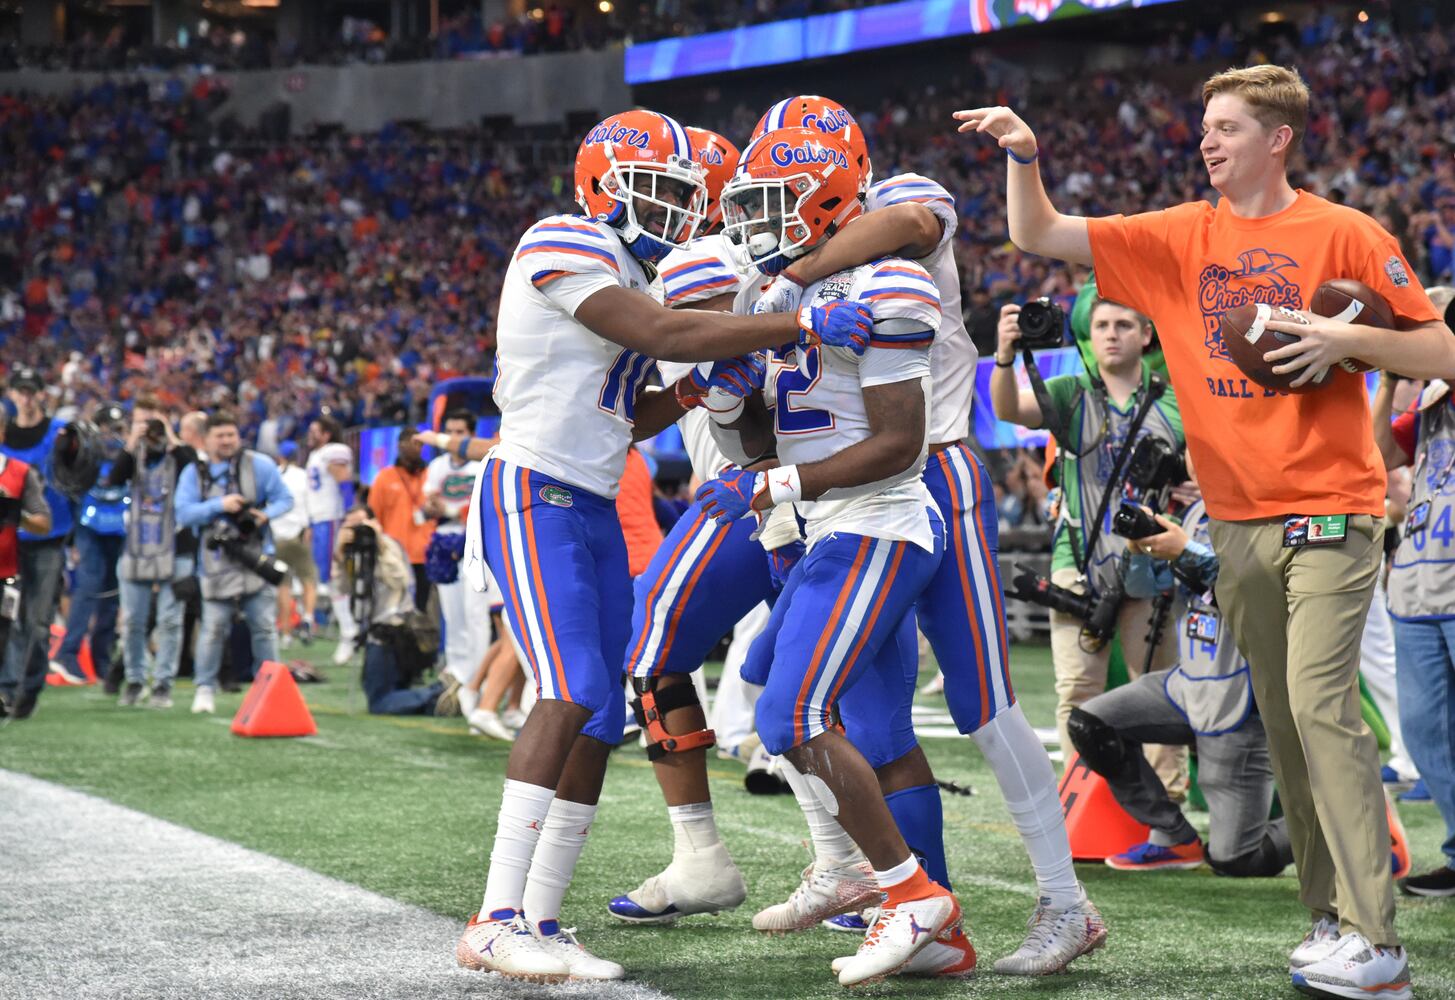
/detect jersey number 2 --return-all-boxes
[774,347,834,434]
[599,349,658,424]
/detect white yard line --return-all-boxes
[0,769,672,1000]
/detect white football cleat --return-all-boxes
[455,910,569,982]
[1291,933,1411,1000]
[752,860,880,934]
[608,842,747,924]
[836,886,961,987]
[532,921,625,980]
[993,888,1107,976]
[1289,916,1342,971]
[832,918,976,978]
[468,708,517,742]
[190,685,215,715]
[331,638,357,665]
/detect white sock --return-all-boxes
[971,704,1081,908]
[668,801,722,857]
[522,797,598,928]
[781,758,864,867]
[480,779,555,918]
[873,854,920,889]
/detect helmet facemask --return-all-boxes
[598,147,707,263]
[722,172,826,276]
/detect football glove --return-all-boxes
[798,299,872,355]
[674,355,768,409]
[752,271,807,317]
[696,469,766,523]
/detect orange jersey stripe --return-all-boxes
[519,467,572,701]
[791,536,872,747]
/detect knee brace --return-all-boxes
[1208,832,1291,879]
[631,675,715,762]
[1066,707,1134,778]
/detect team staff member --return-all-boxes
[957,64,1455,998]
[271,441,316,643]
[991,297,1184,780]
[369,428,435,610]
[0,404,52,719]
[0,367,71,721]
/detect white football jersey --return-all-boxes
[866,173,976,445]
[424,454,482,535]
[737,257,941,551]
[304,441,353,524]
[491,214,656,499]
[653,233,751,483]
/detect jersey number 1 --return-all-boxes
[599,349,658,424]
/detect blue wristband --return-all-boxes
[456,438,471,460]
[1007,146,1039,165]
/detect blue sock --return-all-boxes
[885,783,950,890]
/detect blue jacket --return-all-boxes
[176,450,294,552]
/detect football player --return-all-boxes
[304,415,360,664]
[749,95,1106,975]
[455,109,875,983]
[700,125,958,986]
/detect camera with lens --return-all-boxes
[1124,435,1187,494]
[205,503,287,586]
[144,418,168,448]
[342,520,379,628]
[1015,297,1068,351]
[1113,502,1162,540]
[1006,565,1124,645]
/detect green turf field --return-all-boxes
[2,642,1451,1000]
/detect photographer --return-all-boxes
[51,404,129,691]
[333,506,444,716]
[0,367,71,721]
[1069,489,1293,878]
[991,297,1185,771]
[109,397,198,708]
[175,412,294,714]
[0,405,52,719]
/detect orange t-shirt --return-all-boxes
[1087,190,1441,522]
[370,464,435,564]
[616,447,664,577]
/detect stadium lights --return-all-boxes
[240,0,282,7]
[1260,11,1285,22]
[1357,9,1369,21]
[598,0,613,11]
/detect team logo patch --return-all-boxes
[1385,254,1410,288]
[539,485,574,508]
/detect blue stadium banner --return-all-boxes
[972,346,1084,450]
[626,0,1182,84]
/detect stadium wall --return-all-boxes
[0,47,633,132]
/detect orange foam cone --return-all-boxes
[1059,752,1152,862]
[45,625,97,686]
[231,661,317,737]
[1387,790,1412,881]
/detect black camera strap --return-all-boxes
[1072,376,1167,584]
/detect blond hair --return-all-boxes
[1202,65,1310,152]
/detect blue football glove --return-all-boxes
[798,299,872,355]
[675,355,767,408]
[765,539,806,593]
[695,469,766,523]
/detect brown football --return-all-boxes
[1219,302,1330,394]
[1310,278,1394,374]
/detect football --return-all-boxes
[1310,278,1395,374]
[1219,302,1330,394]
[1219,279,1395,393]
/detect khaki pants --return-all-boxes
[1208,514,1396,945]
[1049,567,1184,793]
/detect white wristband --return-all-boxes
[765,464,803,506]
[431,432,451,450]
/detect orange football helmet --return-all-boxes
[574,109,708,262]
[751,96,873,195]
[685,126,741,233]
[721,126,864,277]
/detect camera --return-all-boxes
[1113,502,1162,540]
[1006,565,1123,644]
[144,418,168,446]
[206,503,288,586]
[1124,435,1187,494]
[342,521,379,628]
[1016,297,1067,351]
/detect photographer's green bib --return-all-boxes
[1045,364,1183,594]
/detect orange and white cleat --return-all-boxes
[835,878,961,987]
[833,919,976,978]
[455,910,569,982]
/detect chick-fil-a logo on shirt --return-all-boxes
[1198,248,1304,362]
